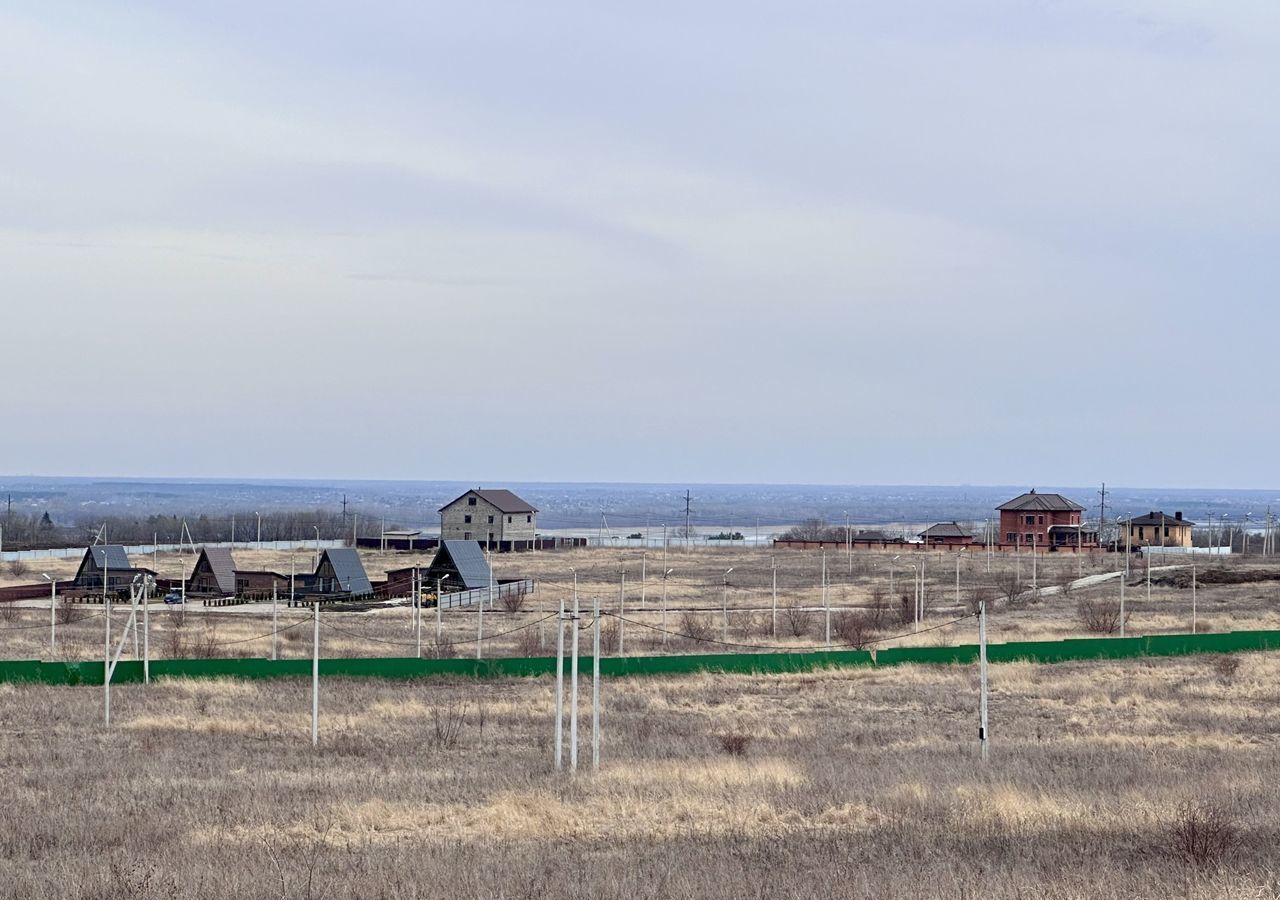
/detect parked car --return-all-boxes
[163,591,184,604]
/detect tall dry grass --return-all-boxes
[0,652,1277,897]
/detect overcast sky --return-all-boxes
[1,1,1276,488]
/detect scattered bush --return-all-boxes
[515,626,543,657]
[717,731,754,757]
[1168,801,1239,867]
[599,617,621,653]
[500,590,527,613]
[867,585,890,628]
[1211,654,1241,683]
[429,635,457,659]
[1077,596,1126,635]
[430,702,470,750]
[784,602,813,638]
[7,558,28,578]
[57,600,85,626]
[831,610,877,649]
[680,612,714,643]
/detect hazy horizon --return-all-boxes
[3,2,1277,488]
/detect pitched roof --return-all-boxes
[427,540,492,591]
[317,548,372,596]
[87,545,133,571]
[440,488,537,514]
[851,530,901,543]
[919,522,972,538]
[196,547,237,593]
[1124,511,1196,526]
[997,490,1084,512]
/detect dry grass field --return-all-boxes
[1,650,1278,898]
[3,545,1279,662]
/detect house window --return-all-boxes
[1038,516,1044,525]
[464,531,472,540]
[468,497,477,506]
[1006,532,1015,542]
[1138,526,1145,541]
[1025,515,1035,525]
[488,515,494,524]
[1025,533,1034,544]
[464,514,472,524]
[526,515,532,523]
[507,516,512,524]
[488,532,495,543]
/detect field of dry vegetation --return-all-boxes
[1,648,1278,898]
[3,544,1280,662]
[2,547,1280,896]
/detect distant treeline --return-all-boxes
[0,510,409,550]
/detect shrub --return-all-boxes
[7,558,28,578]
[500,590,527,613]
[1168,801,1239,867]
[867,585,890,628]
[430,702,470,750]
[429,635,457,659]
[599,617,620,653]
[831,610,877,649]
[0,601,17,622]
[515,626,543,657]
[717,732,753,756]
[680,612,714,644]
[1211,654,1241,683]
[784,602,813,638]
[1077,596,1126,634]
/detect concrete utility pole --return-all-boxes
[821,551,830,648]
[42,574,56,658]
[978,600,989,762]
[722,567,734,642]
[617,570,626,655]
[1182,563,1192,634]
[771,561,778,639]
[1119,565,1126,639]
[312,600,320,747]
[845,510,851,574]
[271,582,279,661]
[570,594,580,773]
[554,599,565,771]
[661,568,674,647]
[592,596,601,772]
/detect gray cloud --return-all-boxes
[0,1,1276,487]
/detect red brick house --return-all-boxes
[997,490,1096,548]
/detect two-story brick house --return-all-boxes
[997,489,1096,548]
[439,488,538,551]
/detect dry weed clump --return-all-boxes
[831,610,877,649]
[1077,596,1127,634]
[1211,654,1241,683]
[1168,801,1240,867]
[783,602,813,637]
[716,731,754,756]
[680,612,714,643]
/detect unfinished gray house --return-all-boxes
[439,488,538,551]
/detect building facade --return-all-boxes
[1122,511,1194,548]
[439,489,537,549]
[997,490,1096,548]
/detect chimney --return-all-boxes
[1175,511,1183,521]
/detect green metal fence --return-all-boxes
[2,630,1278,686]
